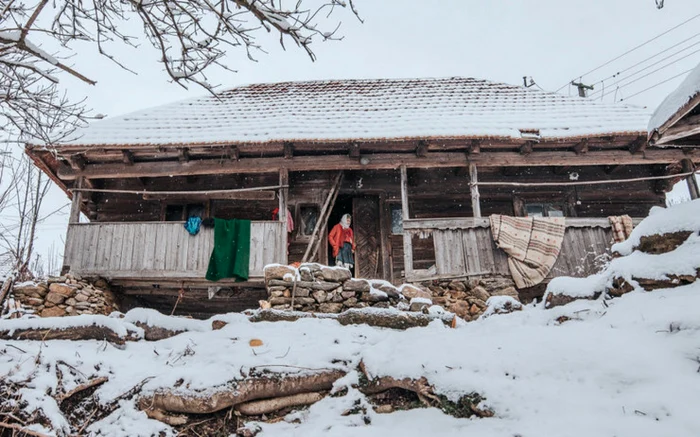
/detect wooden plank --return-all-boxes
[279,169,289,266]
[469,164,481,218]
[56,149,700,181]
[68,178,83,223]
[401,165,414,277]
[405,218,490,230]
[302,172,342,263]
[249,223,265,277]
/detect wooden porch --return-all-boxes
[63,221,286,283]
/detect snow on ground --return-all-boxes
[1,283,700,436]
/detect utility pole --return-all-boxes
[571,81,594,98]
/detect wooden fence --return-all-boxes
[63,221,285,280]
[403,217,626,282]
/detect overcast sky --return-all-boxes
[29,0,700,272]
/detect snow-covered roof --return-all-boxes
[59,77,651,147]
[648,61,700,134]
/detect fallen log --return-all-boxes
[247,309,455,330]
[143,408,189,426]
[139,370,345,414]
[0,325,126,345]
[235,392,325,416]
[133,322,187,341]
[59,377,109,403]
[0,422,52,437]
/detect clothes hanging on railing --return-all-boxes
[184,216,203,235]
[608,215,634,243]
[205,218,251,282]
[490,215,565,288]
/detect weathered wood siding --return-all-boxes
[63,221,285,279]
[404,218,620,281]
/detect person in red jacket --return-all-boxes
[328,214,355,270]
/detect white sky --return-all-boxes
[26,0,700,273]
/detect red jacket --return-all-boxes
[328,224,355,257]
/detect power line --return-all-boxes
[556,12,700,92]
[620,67,694,102]
[594,47,700,99]
[588,32,700,95]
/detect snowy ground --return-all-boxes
[1,282,700,437]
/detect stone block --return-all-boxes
[41,307,66,317]
[361,291,389,302]
[270,291,285,298]
[45,292,66,305]
[312,290,327,303]
[341,291,356,299]
[25,297,44,306]
[467,286,490,302]
[74,293,90,302]
[448,280,467,292]
[269,297,292,305]
[409,301,430,312]
[319,266,352,282]
[264,265,296,282]
[343,297,358,307]
[318,302,343,313]
[448,301,470,318]
[295,288,310,298]
[343,279,370,293]
[400,284,432,300]
[295,297,316,305]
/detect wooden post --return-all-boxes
[69,177,84,224]
[279,169,289,265]
[400,165,413,280]
[682,159,699,200]
[469,164,482,218]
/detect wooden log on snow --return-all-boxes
[133,322,187,341]
[235,392,325,416]
[139,370,345,414]
[0,325,126,345]
[247,309,456,330]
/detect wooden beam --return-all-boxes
[69,178,84,223]
[70,153,86,170]
[519,141,534,155]
[572,139,588,155]
[628,137,647,154]
[349,142,361,158]
[122,150,134,165]
[279,168,289,265]
[142,191,276,201]
[682,159,699,200]
[178,148,190,163]
[302,172,343,263]
[552,166,571,175]
[415,140,428,158]
[468,140,481,154]
[226,145,240,161]
[604,165,620,175]
[469,164,481,218]
[56,149,700,181]
[400,165,413,279]
[284,142,294,159]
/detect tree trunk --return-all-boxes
[139,370,345,414]
[0,325,126,345]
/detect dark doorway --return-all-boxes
[328,194,383,279]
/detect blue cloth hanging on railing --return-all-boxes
[184,216,203,235]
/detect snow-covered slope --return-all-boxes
[1,286,700,436]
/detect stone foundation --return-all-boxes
[263,264,520,321]
[9,275,120,317]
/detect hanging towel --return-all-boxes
[184,216,203,235]
[608,215,634,243]
[490,215,565,289]
[205,218,251,282]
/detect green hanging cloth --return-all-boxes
[205,218,251,282]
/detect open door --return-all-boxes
[352,195,383,279]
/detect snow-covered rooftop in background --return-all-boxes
[648,61,700,133]
[56,77,651,147]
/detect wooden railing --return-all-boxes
[402,217,640,282]
[63,221,285,280]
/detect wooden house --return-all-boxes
[648,62,700,199]
[26,77,699,317]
